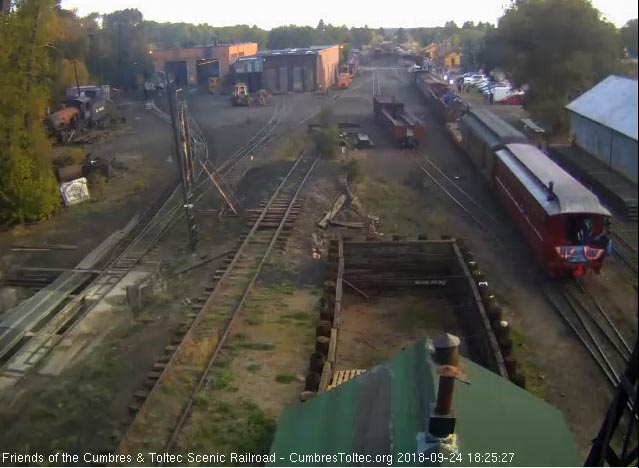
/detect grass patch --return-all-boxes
[239,342,276,351]
[233,332,249,342]
[184,399,275,457]
[281,311,309,321]
[211,369,234,390]
[274,373,296,384]
[358,177,434,236]
[246,364,261,373]
[510,326,546,399]
[0,333,122,453]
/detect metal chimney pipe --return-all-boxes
[433,333,460,415]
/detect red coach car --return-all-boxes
[492,143,611,276]
[458,109,611,277]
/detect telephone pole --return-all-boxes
[167,81,197,251]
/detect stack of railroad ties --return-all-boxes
[413,71,612,278]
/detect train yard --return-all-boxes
[0,58,636,461]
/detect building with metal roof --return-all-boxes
[566,76,638,183]
[496,143,611,217]
[269,338,578,466]
[230,45,340,94]
[260,45,340,93]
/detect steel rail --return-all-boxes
[544,284,618,387]
[418,152,503,225]
[163,153,319,454]
[411,153,497,237]
[576,278,632,357]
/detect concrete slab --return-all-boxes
[38,270,151,376]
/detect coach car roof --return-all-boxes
[495,143,611,217]
[459,109,527,148]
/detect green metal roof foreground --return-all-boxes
[269,339,578,467]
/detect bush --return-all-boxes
[313,128,339,159]
[0,148,60,224]
[346,160,365,185]
[318,106,333,128]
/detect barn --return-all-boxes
[566,76,638,183]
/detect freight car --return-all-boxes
[458,110,611,277]
[414,73,468,122]
[373,96,426,148]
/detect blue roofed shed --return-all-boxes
[269,338,577,466]
[566,76,638,183]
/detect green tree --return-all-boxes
[351,27,373,48]
[396,27,407,44]
[267,25,315,49]
[101,8,150,87]
[0,0,60,223]
[484,0,620,130]
[620,19,638,56]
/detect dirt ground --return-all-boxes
[336,294,462,370]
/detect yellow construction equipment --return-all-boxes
[256,89,272,106]
[231,82,251,106]
[208,77,220,94]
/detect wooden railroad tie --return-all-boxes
[326,369,366,390]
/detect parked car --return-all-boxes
[463,74,486,84]
[481,83,509,94]
[407,64,421,72]
[499,92,524,105]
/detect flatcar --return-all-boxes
[458,110,611,277]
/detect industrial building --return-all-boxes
[566,75,638,183]
[150,42,258,86]
[232,45,340,93]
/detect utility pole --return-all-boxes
[73,60,81,96]
[167,81,198,251]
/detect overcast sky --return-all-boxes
[60,0,637,29]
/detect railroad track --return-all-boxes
[544,279,633,389]
[411,152,508,245]
[216,101,285,182]
[117,151,319,455]
[372,70,382,96]
[611,225,638,275]
[0,102,282,381]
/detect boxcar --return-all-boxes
[492,143,611,276]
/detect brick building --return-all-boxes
[150,42,258,86]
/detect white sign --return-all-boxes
[60,177,90,206]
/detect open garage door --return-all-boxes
[196,59,220,85]
[165,61,188,86]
